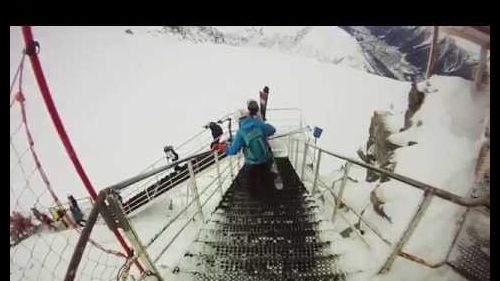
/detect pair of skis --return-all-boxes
[259,86,283,191]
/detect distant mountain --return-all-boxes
[151,26,371,72]
[339,26,479,81]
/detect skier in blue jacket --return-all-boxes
[226,100,276,197]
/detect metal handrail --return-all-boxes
[104,108,305,221]
[151,166,233,264]
[110,151,213,192]
[123,134,217,196]
[113,152,237,281]
[288,137,490,274]
[122,151,225,209]
[119,107,304,193]
[137,111,235,174]
[303,142,489,208]
[111,129,308,195]
[144,162,232,250]
[312,173,393,246]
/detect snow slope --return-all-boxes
[10,26,488,281]
[158,26,370,71]
[10,26,406,201]
[305,75,489,281]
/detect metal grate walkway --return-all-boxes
[174,157,345,281]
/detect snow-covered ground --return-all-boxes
[296,74,489,281]
[10,26,488,281]
[9,26,404,201]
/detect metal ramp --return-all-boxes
[174,157,345,281]
[448,208,490,281]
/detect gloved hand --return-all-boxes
[215,143,227,153]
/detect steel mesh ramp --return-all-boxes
[448,208,490,281]
[174,157,345,281]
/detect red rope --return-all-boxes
[15,91,126,258]
[10,53,26,108]
[18,91,60,205]
[10,53,26,96]
[20,26,144,272]
[13,49,126,258]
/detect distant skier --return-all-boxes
[67,194,87,227]
[68,195,82,213]
[164,145,185,172]
[164,145,179,163]
[69,204,86,227]
[53,208,69,228]
[204,121,224,150]
[31,207,57,231]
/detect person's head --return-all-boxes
[263,86,269,93]
[234,108,247,122]
[209,122,217,129]
[247,99,259,116]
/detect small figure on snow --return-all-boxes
[69,197,86,227]
[31,207,57,231]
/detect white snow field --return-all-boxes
[10,26,488,281]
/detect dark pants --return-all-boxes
[245,161,274,200]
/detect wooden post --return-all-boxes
[425,26,440,80]
[378,190,434,274]
[294,139,300,168]
[64,193,106,281]
[475,45,488,91]
[107,194,164,281]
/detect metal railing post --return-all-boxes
[214,152,223,198]
[311,149,322,194]
[185,179,190,208]
[145,187,151,203]
[288,135,292,160]
[64,192,106,281]
[106,193,164,281]
[294,138,300,168]
[229,155,235,180]
[301,141,308,181]
[187,161,204,221]
[331,162,352,224]
[299,112,303,130]
[238,152,243,170]
[378,190,434,274]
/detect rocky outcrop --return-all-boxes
[357,111,400,183]
[402,80,426,131]
[370,184,392,223]
[356,112,401,223]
